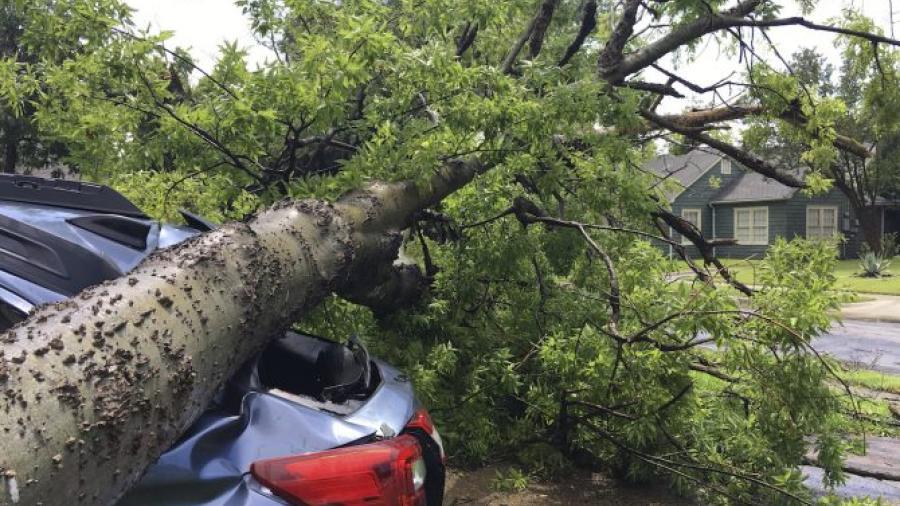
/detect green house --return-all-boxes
[645,149,896,259]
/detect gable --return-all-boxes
[645,150,723,202]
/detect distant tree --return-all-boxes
[792,47,835,96]
[746,25,900,253]
[0,2,48,172]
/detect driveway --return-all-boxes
[841,294,900,323]
[816,320,900,374]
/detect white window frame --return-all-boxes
[734,207,769,245]
[806,205,839,239]
[721,158,732,175]
[680,208,702,245]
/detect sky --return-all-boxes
[127,0,897,112]
[127,0,271,69]
[643,0,895,111]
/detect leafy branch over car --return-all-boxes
[2,1,900,504]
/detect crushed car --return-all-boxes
[0,174,445,506]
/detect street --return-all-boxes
[816,319,900,374]
[805,316,900,503]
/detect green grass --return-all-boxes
[840,369,900,395]
[690,258,900,296]
[833,259,900,295]
[838,370,900,437]
[690,359,900,396]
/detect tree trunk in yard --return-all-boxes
[0,158,482,506]
[857,205,883,254]
[1,133,16,174]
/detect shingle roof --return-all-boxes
[710,171,800,204]
[645,148,808,205]
[644,149,722,201]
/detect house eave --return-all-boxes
[710,197,791,206]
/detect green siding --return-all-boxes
[783,187,863,258]
[667,158,742,258]
[713,202,787,258]
[712,188,859,259]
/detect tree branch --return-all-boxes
[558,0,598,66]
[655,104,873,159]
[600,0,765,82]
[528,0,560,59]
[456,22,478,57]
[501,14,538,74]
[623,80,685,97]
[652,207,754,297]
[722,15,900,48]
[640,108,806,188]
[597,0,643,80]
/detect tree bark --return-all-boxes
[599,0,764,82]
[650,105,873,160]
[857,205,883,254]
[0,158,482,505]
[2,133,16,174]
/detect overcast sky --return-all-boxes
[127,0,896,112]
[128,0,271,68]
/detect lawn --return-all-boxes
[833,260,900,295]
[840,369,900,395]
[695,258,900,296]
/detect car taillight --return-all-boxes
[405,409,435,433]
[405,409,445,463]
[250,434,426,506]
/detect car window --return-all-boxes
[0,299,25,332]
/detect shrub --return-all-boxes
[858,252,892,278]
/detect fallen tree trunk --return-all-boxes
[0,158,482,506]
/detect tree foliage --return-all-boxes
[0,0,132,172]
[2,1,897,504]
[743,16,900,253]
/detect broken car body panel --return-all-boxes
[121,359,417,506]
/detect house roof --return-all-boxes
[710,171,800,205]
[644,149,723,201]
[647,149,900,208]
[645,149,809,205]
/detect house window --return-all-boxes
[734,207,768,245]
[721,158,732,175]
[807,206,839,239]
[681,208,702,244]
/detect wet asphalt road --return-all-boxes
[807,320,900,503]
[816,320,900,374]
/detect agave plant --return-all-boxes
[858,252,892,278]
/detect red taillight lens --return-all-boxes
[250,434,426,506]
[405,409,435,434]
[406,409,445,463]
